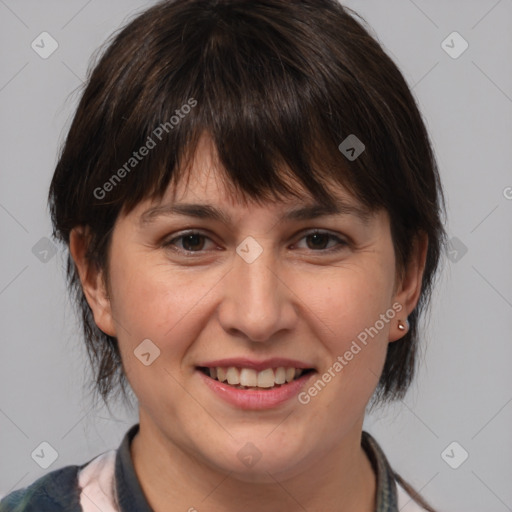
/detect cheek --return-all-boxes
[303,264,394,341]
[295,261,395,395]
[108,250,223,352]
[107,254,215,403]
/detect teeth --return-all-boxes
[240,368,258,387]
[216,367,226,382]
[275,367,286,385]
[257,368,275,388]
[226,367,240,385]
[207,366,307,388]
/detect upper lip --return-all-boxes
[196,358,316,372]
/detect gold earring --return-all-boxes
[397,319,406,331]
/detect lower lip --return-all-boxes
[196,369,316,410]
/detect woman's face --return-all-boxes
[79,133,424,482]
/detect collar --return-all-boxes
[361,431,399,511]
[114,424,398,512]
[114,423,153,512]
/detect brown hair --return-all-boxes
[49,0,447,410]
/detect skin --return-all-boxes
[70,133,428,512]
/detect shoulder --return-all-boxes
[76,449,118,511]
[0,464,82,512]
[0,449,117,512]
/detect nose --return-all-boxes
[217,242,298,342]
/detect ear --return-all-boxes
[389,231,428,343]
[69,226,117,337]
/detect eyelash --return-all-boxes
[162,229,348,255]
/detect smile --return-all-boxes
[197,366,315,390]
[196,365,317,410]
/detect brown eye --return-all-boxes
[306,232,330,250]
[295,230,347,252]
[163,231,214,253]
[180,234,206,251]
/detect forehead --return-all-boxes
[136,173,375,233]
[138,132,372,220]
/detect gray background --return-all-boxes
[1,1,511,510]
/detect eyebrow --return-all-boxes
[139,200,373,226]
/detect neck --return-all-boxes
[131,411,376,512]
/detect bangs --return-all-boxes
[86,1,384,219]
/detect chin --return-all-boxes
[230,458,304,484]
[205,439,308,482]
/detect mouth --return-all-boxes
[196,366,316,390]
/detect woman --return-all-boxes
[0,0,447,510]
